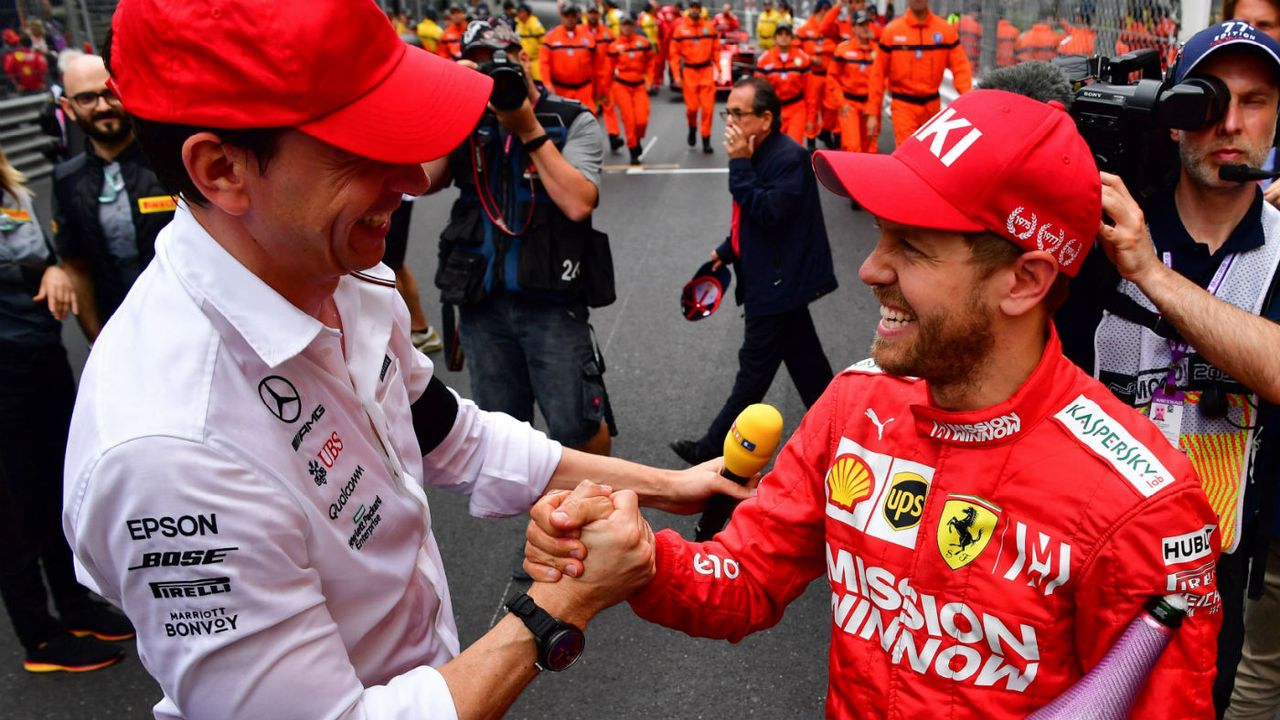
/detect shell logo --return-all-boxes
[826,454,874,511]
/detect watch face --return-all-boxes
[544,627,586,671]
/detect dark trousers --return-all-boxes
[699,305,834,450]
[0,344,90,651]
[1216,547,1249,718]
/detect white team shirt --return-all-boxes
[63,205,563,719]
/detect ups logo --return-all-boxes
[882,472,928,530]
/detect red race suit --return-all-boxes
[631,328,1220,719]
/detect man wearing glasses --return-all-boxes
[671,76,837,466]
[54,54,173,342]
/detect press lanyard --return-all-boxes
[1162,250,1236,388]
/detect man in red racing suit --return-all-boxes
[527,90,1221,719]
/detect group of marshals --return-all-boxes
[514,3,657,164]
[478,0,969,159]
[754,0,971,152]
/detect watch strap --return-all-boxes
[505,592,560,640]
[522,133,552,153]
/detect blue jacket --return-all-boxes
[716,130,836,318]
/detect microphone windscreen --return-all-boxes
[722,404,783,479]
[978,61,1074,108]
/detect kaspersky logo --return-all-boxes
[826,454,873,511]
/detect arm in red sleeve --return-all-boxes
[819,7,841,40]
[540,41,554,87]
[628,384,838,641]
[1073,486,1221,719]
[867,41,889,114]
[949,37,973,94]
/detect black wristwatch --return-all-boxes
[504,593,585,672]
[522,133,552,153]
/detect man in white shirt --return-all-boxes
[61,1,746,718]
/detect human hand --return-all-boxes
[865,114,879,139]
[642,456,755,516]
[1265,181,1280,209]
[524,480,615,582]
[34,265,77,320]
[724,122,756,159]
[493,98,543,139]
[710,248,724,271]
[1098,171,1160,284]
[528,489,656,625]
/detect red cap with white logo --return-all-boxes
[813,90,1101,276]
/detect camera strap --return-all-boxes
[1103,287,1182,342]
[470,135,537,236]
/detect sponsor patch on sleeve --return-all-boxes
[1161,525,1216,566]
[1052,395,1175,497]
[1165,558,1222,617]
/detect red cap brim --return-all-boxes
[812,150,984,233]
[298,45,494,164]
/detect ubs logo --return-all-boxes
[258,376,301,423]
[882,472,928,530]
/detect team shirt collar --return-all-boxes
[910,325,1074,447]
[160,203,327,368]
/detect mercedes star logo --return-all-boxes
[258,375,301,423]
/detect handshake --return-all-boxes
[518,480,659,631]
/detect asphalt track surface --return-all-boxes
[0,87,893,719]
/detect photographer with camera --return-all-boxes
[426,18,615,472]
[1055,22,1280,718]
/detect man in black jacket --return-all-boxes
[672,76,837,465]
[54,54,174,342]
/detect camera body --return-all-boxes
[1056,49,1228,199]
[478,49,529,112]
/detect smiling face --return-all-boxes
[1176,50,1280,190]
[857,219,1000,387]
[238,130,429,282]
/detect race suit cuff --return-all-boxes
[628,529,684,617]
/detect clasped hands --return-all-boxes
[521,455,750,613]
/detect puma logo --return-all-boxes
[865,409,895,440]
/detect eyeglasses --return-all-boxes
[70,89,118,109]
[719,109,760,120]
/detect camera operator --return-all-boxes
[1055,22,1280,718]
[426,18,614,471]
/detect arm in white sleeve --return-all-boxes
[419,391,563,518]
[398,331,562,519]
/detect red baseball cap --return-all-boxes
[813,90,1101,276]
[108,0,493,164]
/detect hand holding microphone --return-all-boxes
[693,404,783,541]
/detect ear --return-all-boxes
[997,250,1058,318]
[57,95,73,116]
[181,132,251,216]
[1170,127,1181,143]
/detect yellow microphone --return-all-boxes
[693,404,783,541]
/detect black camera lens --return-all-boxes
[489,65,527,111]
[480,50,528,112]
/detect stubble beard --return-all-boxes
[871,284,995,392]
